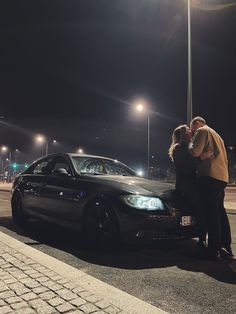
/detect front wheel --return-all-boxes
[11,192,28,226]
[83,201,120,249]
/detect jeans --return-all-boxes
[198,176,231,253]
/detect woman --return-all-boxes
[169,124,206,247]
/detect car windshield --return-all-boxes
[71,156,136,176]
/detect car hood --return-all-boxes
[91,175,174,197]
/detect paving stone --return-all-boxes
[0,290,16,299]
[21,292,38,301]
[32,287,49,294]
[0,305,13,314]
[5,296,22,304]
[84,295,102,303]
[79,303,100,313]
[0,284,9,293]
[67,310,84,314]
[104,305,121,314]
[56,302,75,313]
[13,308,37,314]
[30,272,44,279]
[72,287,86,294]
[25,270,38,275]
[70,297,87,307]
[48,296,65,307]
[39,291,57,300]
[95,300,111,310]
[36,276,49,283]
[13,273,29,280]
[51,275,63,281]
[57,278,70,285]
[42,280,57,289]
[0,299,7,306]
[0,305,13,313]
[10,301,28,310]
[4,278,18,284]
[1,263,12,269]
[78,291,93,298]
[29,299,55,314]
[93,311,107,314]
[21,278,41,289]
[57,288,78,301]
[49,283,63,292]
[63,282,78,290]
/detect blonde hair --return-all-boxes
[168,124,189,161]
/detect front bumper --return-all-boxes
[116,206,199,243]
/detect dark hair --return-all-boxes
[169,124,189,161]
[190,116,206,125]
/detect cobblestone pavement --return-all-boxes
[0,233,166,314]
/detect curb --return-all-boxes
[0,231,168,314]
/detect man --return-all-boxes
[189,116,233,260]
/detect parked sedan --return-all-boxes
[11,153,199,247]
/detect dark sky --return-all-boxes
[0,0,236,170]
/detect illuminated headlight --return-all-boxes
[121,195,165,210]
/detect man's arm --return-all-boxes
[189,128,208,157]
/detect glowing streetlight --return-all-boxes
[35,135,48,155]
[35,135,57,155]
[1,146,8,152]
[77,148,84,154]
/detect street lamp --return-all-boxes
[187,0,193,125]
[35,135,57,155]
[77,148,84,154]
[135,103,150,178]
[35,135,47,155]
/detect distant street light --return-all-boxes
[135,103,150,178]
[77,148,84,154]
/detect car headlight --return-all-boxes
[121,195,165,210]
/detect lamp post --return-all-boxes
[35,136,57,155]
[136,104,150,178]
[187,0,193,125]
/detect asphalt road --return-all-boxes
[0,189,236,314]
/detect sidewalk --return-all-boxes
[0,232,167,314]
[0,183,12,192]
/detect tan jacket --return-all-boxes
[189,125,229,183]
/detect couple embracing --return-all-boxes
[169,116,233,261]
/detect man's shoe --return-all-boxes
[220,247,234,260]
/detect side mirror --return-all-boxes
[52,168,70,176]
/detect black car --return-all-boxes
[11,153,199,246]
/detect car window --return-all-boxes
[32,158,53,175]
[51,156,72,175]
[72,157,136,176]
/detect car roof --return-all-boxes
[34,153,119,163]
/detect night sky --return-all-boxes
[0,0,236,172]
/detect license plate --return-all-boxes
[181,216,192,226]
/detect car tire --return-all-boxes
[11,192,28,226]
[83,200,120,249]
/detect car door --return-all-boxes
[38,155,79,226]
[22,157,54,218]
